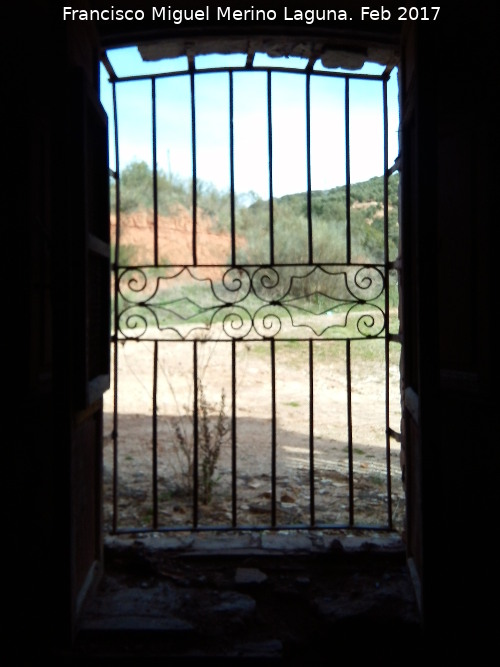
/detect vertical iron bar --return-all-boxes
[229,74,236,526]
[346,340,354,525]
[229,72,236,265]
[306,73,313,264]
[112,306,118,533]
[383,75,390,266]
[267,69,275,526]
[112,80,120,533]
[345,77,353,523]
[190,66,197,265]
[309,340,315,526]
[268,71,276,525]
[152,341,159,529]
[271,339,277,527]
[152,78,159,526]
[193,341,199,527]
[268,70,276,527]
[385,337,393,530]
[267,71,274,265]
[383,74,393,529]
[231,341,237,527]
[152,78,158,266]
[345,78,351,264]
[112,81,120,267]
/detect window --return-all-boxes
[99,43,403,538]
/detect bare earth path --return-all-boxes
[103,337,405,534]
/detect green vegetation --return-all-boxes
[112,160,190,215]
[236,174,399,265]
[111,160,234,231]
[113,160,399,265]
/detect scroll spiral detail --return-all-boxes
[116,264,387,340]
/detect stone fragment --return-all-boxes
[212,591,257,616]
[235,567,268,585]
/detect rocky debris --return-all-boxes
[234,567,268,585]
[75,534,422,661]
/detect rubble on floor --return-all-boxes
[74,531,424,663]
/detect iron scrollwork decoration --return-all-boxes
[116,264,386,341]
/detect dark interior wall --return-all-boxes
[11,2,104,654]
[400,8,495,655]
[430,10,495,654]
[10,1,495,660]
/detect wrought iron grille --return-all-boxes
[104,53,403,535]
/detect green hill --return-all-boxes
[112,161,399,265]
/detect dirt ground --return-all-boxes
[102,336,405,534]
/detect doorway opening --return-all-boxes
[99,42,403,544]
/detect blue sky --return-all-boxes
[100,48,399,199]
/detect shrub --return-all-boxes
[172,381,229,504]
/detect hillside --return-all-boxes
[112,161,399,267]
